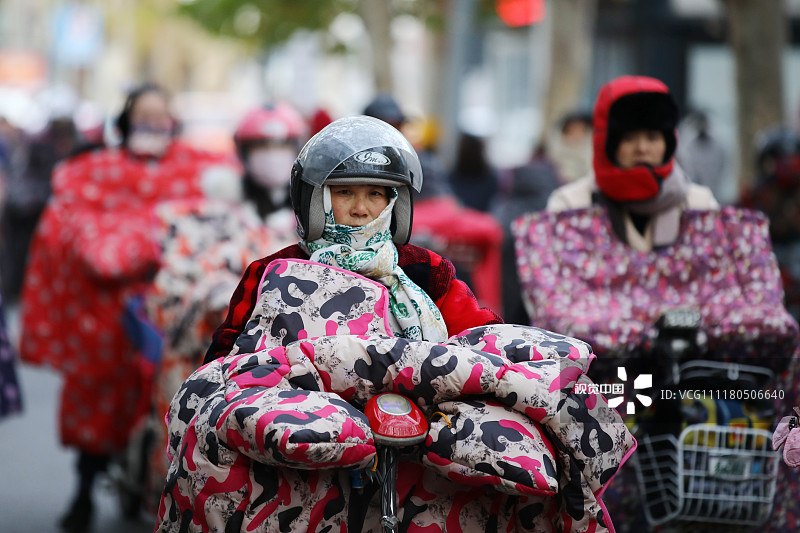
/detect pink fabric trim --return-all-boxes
[593,435,638,533]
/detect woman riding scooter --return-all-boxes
[204,115,501,360]
[155,116,637,533]
[513,75,800,532]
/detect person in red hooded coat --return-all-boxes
[547,75,718,252]
[535,75,800,533]
[18,83,240,533]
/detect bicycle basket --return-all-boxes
[635,425,780,527]
[633,433,681,525]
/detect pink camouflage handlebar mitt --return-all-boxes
[155,259,636,533]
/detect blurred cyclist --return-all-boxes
[18,82,239,533]
[547,75,718,251]
[234,103,307,238]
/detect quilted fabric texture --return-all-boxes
[229,259,394,354]
[424,399,559,495]
[137,198,287,511]
[155,259,636,532]
[0,295,21,420]
[512,206,800,374]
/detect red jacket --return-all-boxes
[204,243,502,364]
[20,142,239,454]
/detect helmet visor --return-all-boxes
[296,115,423,191]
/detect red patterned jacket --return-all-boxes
[20,142,240,454]
[204,243,502,364]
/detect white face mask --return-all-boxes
[127,126,172,158]
[247,146,296,189]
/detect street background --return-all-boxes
[2,1,800,531]
[0,361,153,532]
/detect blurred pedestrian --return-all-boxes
[496,143,561,217]
[1,111,85,305]
[0,115,26,185]
[739,125,800,322]
[408,117,454,202]
[364,93,453,202]
[547,75,718,251]
[677,110,729,202]
[448,130,498,212]
[308,106,334,138]
[546,109,593,184]
[491,142,561,323]
[17,82,239,533]
[363,92,406,129]
[742,126,800,244]
[0,115,28,237]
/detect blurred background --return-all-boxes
[0,0,798,200]
[2,1,800,532]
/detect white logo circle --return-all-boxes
[354,151,391,166]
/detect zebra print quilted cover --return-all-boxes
[155,259,635,532]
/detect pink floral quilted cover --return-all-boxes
[512,206,799,373]
[154,259,636,532]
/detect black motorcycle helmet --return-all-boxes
[290,115,423,244]
[363,93,406,128]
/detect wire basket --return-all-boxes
[634,424,779,527]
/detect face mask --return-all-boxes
[247,146,296,189]
[127,126,173,157]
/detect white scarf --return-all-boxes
[301,187,449,342]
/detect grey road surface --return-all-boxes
[0,363,155,533]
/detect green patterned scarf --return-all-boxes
[301,186,448,341]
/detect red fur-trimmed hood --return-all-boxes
[593,75,679,202]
